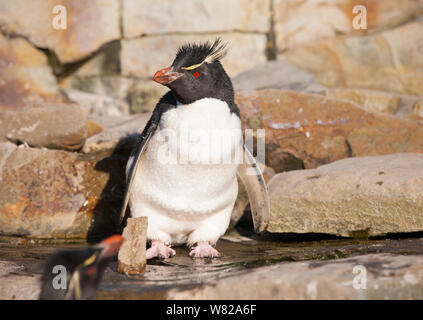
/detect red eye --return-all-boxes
[86,267,95,276]
[193,71,200,78]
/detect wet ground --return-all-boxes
[2,228,423,299]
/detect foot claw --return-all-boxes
[146,241,176,260]
[189,242,221,259]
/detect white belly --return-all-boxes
[128,98,242,244]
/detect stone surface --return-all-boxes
[0,0,120,63]
[0,143,127,239]
[68,41,121,78]
[274,0,423,52]
[82,113,149,153]
[99,235,423,299]
[65,89,127,117]
[123,0,270,37]
[267,153,423,237]
[414,100,423,119]
[61,76,133,102]
[127,80,169,113]
[0,33,64,109]
[285,20,423,96]
[327,88,401,114]
[233,58,326,94]
[121,34,268,78]
[117,217,147,275]
[236,89,423,172]
[169,253,423,299]
[327,88,423,120]
[0,260,40,300]
[0,103,88,151]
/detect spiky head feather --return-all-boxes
[173,38,228,70]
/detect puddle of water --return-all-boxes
[2,229,423,299]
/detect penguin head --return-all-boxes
[153,38,234,105]
[39,235,124,300]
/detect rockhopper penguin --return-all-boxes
[39,235,124,300]
[120,39,269,259]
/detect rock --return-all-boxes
[61,76,133,105]
[0,260,40,300]
[327,88,401,114]
[64,89,128,117]
[169,253,423,299]
[67,41,121,78]
[57,41,132,114]
[0,103,88,151]
[414,100,423,119]
[0,33,64,109]
[121,33,267,78]
[61,76,164,115]
[273,0,423,52]
[0,0,120,63]
[327,88,423,120]
[117,217,147,275]
[127,80,169,113]
[0,142,127,239]
[82,114,150,153]
[236,89,423,172]
[87,120,103,137]
[285,20,423,96]
[123,0,270,37]
[267,153,423,237]
[232,58,327,94]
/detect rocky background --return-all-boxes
[0,0,423,242]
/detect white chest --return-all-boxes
[131,98,242,216]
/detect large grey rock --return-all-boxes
[0,104,88,151]
[123,0,270,37]
[121,34,267,78]
[267,153,423,237]
[0,0,120,63]
[233,58,326,94]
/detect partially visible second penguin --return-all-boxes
[120,39,269,259]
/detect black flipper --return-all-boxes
[118,92,177,225]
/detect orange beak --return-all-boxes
[153,67,183,84]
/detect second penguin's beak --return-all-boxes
[153,67,183,85]
[97,234,124,259]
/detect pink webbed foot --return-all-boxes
[146,240,176,259]
[189,241,221,259]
